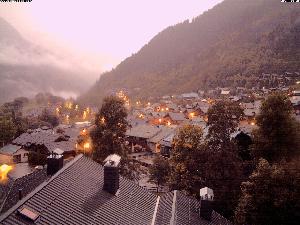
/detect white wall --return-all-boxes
[13,149,29,163]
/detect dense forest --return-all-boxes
[80,0,300,106]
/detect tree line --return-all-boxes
[90,93,300,224]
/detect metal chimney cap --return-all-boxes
[104,154,121,167]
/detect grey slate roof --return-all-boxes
[154,191,231,225]
[0,155,158,225]
[0,145,22,156]
[148,127,176,144]
[0,169,47,215]
[126,124,161,139]
[165,113,186,122]
[12,128,77,154]
[0,155,231,225]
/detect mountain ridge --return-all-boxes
[80,0,300,106]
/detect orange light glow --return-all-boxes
[167,121,171,126]
[158,118,162,123]
[101,117,105,124]
[251,122,256,126]
[83,111,87,119]
[0,164,12,181]
[84,142,90,149]
[82,129,87,135]
[190,112,195,118]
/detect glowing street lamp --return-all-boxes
[84,142,90,150]
[0,164,12,181]
[81,129,87,135]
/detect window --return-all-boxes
[13,154,21,163]
[18,206,39,221]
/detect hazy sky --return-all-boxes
[0,0,223,71]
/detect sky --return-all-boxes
[0,0,223,73]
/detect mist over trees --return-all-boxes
[81,0,300,105]
[148,95,300,222]
[0,17,97,104]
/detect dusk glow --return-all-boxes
[0,0,223,71]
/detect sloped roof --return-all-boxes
[182,93,199,98]
[148,127,176,144]
[0,155,158,225]
[244,109,259,117]
[126,124,161,139]
[160,133,175,147]
[0,145,22,156]
[166,113,186,122]
[12,128,76,153]
[154,191,231,225]
[0,155,232,225]
[0,169,47,215]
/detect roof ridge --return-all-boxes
[151,196,160,225]
[169,190,177,225]
[0,154,83,222]
[0,180,15,213]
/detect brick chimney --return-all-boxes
[199,187,214,221]
[103,154,121,195]
[47,152,63,176]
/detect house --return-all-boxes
[0,145,29,164]
[160,133,175,157]
[290,90,300,106]
[243,108,259,119]
[12,128,77,158]
[0,167,47,214]
[181,92,199,100]
[126,124,161,152]
[0,154,232,225]
[221,90,230,95]
[164,112,186,125]
[148,126,176,153]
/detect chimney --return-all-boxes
[18,188,23,200]
[199,187,214,221]
[103,154,121,195]
[47,152,63,176]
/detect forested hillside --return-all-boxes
[81,0,300,105]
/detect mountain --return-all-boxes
[0,18,95,104]
[80,0,300,106]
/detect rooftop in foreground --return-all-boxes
[0,155,231,225]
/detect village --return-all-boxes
[1,70,300,213]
